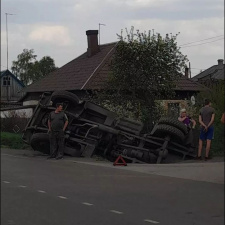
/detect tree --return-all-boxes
[11,49,37,85]
[32,56,57,82]
[11,49,57,86]
[92,27,188,130]
[195,81,224,155]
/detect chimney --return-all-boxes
[86,30,99,57]
[217,59,224,69]
[185,67,189,78]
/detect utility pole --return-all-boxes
[5,12,15,101]
[99,23,106,46]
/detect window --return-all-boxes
[3,76,11,86]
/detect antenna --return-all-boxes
[6,13,15,70]
[5,12,15,102]
[99,23,106,46]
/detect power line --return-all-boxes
[180,38,224,48]
[179,35,224,47]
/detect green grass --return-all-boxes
[0,132,31,149]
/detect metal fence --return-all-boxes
[1,117,29,133]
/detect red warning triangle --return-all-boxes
[113,155,127,166]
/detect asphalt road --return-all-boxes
[1,151,224,225]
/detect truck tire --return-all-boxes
[30,133,50,154]
[64,146,83,157]
[149,153,157,163]
[153,124,185,142]
[158,117,188,135]
[51,91,83,106]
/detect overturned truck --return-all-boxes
[22,91,196,164]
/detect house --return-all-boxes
[21,30,207,116]
[191,59,224,86]
[1,69,25,102]
[0,70,34,118]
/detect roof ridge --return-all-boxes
[81,42,118,89]
[191,65,217,79]
[99,41,118,46]
[1,69,25,87]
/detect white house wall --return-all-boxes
[1,108,34,118]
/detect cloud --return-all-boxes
[115,0,178,8]
[28,25,73,46]
[1,0,224,72]
[125,17,224,67]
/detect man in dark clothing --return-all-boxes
[47,103,68,160]
[197,99,215,161]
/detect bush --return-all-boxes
[210,119,224,156]
[194,81,225,156]
[0,132,31,149]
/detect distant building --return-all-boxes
[1,69,25,102]
[191,59,224,86]
[0,70,31,118]
[21,30,207,104]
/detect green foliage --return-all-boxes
[33,56,57,81]
[11,49,37,85]
[196,81,224,112]
[93,27,188,131]
[0,132,30,149]
[194,81,224,124]
[110,27,188,100]
[194,81,225,155]
[11,49,57,85]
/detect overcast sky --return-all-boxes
[1,0,224,77]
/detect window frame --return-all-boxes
[3,76,11,86]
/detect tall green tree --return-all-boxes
[32,56,57,82]
[93,27,188,130]
[11,49,37,85]
[11,49,57,86]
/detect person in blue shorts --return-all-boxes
[197,99,215,160]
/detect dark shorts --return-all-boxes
[199,126,214,140]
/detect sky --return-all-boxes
[1,0,224,78]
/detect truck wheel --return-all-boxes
[141,152,157,163]
[64,146,83,157]
[158,117,188,135]
[51,91,83,106]
[30,133,50,154]
[149,153,157,163]
[153,124,185,142]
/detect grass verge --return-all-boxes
[0,132,31,150]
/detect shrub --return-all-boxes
[195,81,225,156]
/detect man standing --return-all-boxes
[197,99,215,161]
[47,103,68,160]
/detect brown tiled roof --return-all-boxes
[86,69,206,92]
[23,42,117,93]
[23,41,206,93]
[84,51,114,89]
[174,76,207,91]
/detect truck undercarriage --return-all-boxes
[22,91,196,164]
